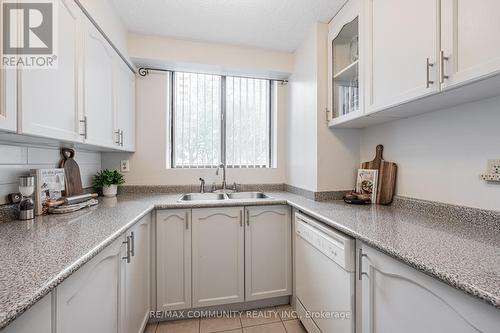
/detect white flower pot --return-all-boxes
[102,184,118,197]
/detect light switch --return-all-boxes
[120,160,130,173]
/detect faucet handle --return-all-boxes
[232,182,238,192]
[199,178,206,193]
[211,182,217,192]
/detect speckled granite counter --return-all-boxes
[1,192,499,329]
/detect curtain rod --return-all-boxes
[138,67,288,84]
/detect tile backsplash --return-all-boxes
[0,143,101,204]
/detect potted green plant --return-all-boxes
[93,169,125,197]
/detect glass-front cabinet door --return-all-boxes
[327,0,363,127]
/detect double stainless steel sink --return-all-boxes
[179,192,270,202]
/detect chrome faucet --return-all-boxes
[199,178,206,193]
[216,163,227,191]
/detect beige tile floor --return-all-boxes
[144,305,306,333]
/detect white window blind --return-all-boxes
[172,72,221,168]
[225,77,271,168]
[170,71,273,169]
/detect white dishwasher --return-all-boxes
[295,212,355,333]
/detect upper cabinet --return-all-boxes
[365,0,439,113]
[19,0,82,142]
[327,0,364,125]
[82,22,116,148]
[0,2,135,150]
[114,58,136,151]
[0,2,17,133]
[440,0,500,89]
[330,0,500,128]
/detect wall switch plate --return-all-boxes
[120,160,130,173]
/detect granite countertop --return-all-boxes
[1,192,499,329]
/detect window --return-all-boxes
[170,71,274,168]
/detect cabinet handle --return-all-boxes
[122,236,131,263]
[358,248,368,280]
[120,129,124,146]
[440,50,449,83]
[185,211,189,230]
[79,116,88,139]
[130,231,135,257]
[325,108,330,123]
[426,58,434,88]
[239,210,243,227]
[246,209,250,226]
[114,130,121,145]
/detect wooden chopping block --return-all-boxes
[361,145,397,205]
[59,148,83,196]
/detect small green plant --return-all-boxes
[93,169,125,188]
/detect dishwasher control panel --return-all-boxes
[295,213,355,271]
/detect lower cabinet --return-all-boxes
[123,214,151,333]
[156,210,192,311]
[56,236,124,333]
[56,214,151,333]
[156,205,293,310]
[3,294,52,333]
[359,243,500,333]
[245,206,291,301]
[192,207,245,307]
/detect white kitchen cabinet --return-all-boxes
[441,0,500,89]
[327,0,364,125]
[18,0,82,142]
[123,214,151,333]
[82,21,115,148]
[245,205,291,301]
[192,207,244,307]
[57,236,125,333]
[365,0,439,113]
[156,209,192,311]
[0,2,17,133]
[359,243,500,333]
[3,293,52,333]
[114,58,136,151]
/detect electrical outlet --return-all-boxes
[487,159,500,174]
[120,160,130,173]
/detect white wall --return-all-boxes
[78,0,129,58]
[128,33,293,79]
[360,96,500,211]
[102,72,288,186]
[287,23,359,192]
[0,144,101,204]
[287,24,320,191]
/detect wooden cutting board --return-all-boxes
[59,148,83,196]
[361,145,397,205]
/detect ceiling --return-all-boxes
[110,0,345,52]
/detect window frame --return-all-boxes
[169,71,274,169]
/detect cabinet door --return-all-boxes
[359,243,500,333]
[57,237,124,333]
[83,22,115,148]
[114,59,135,151]
[192,207,244,307]
[365,0,439,113]
[441,0,500,89]
[19,0,82,141]
[157,210,191,311]
[124,214,151,333]
[3,293,52,333]
[245,205,291,301]
[327,0,364,122]
[0,2,17,133]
